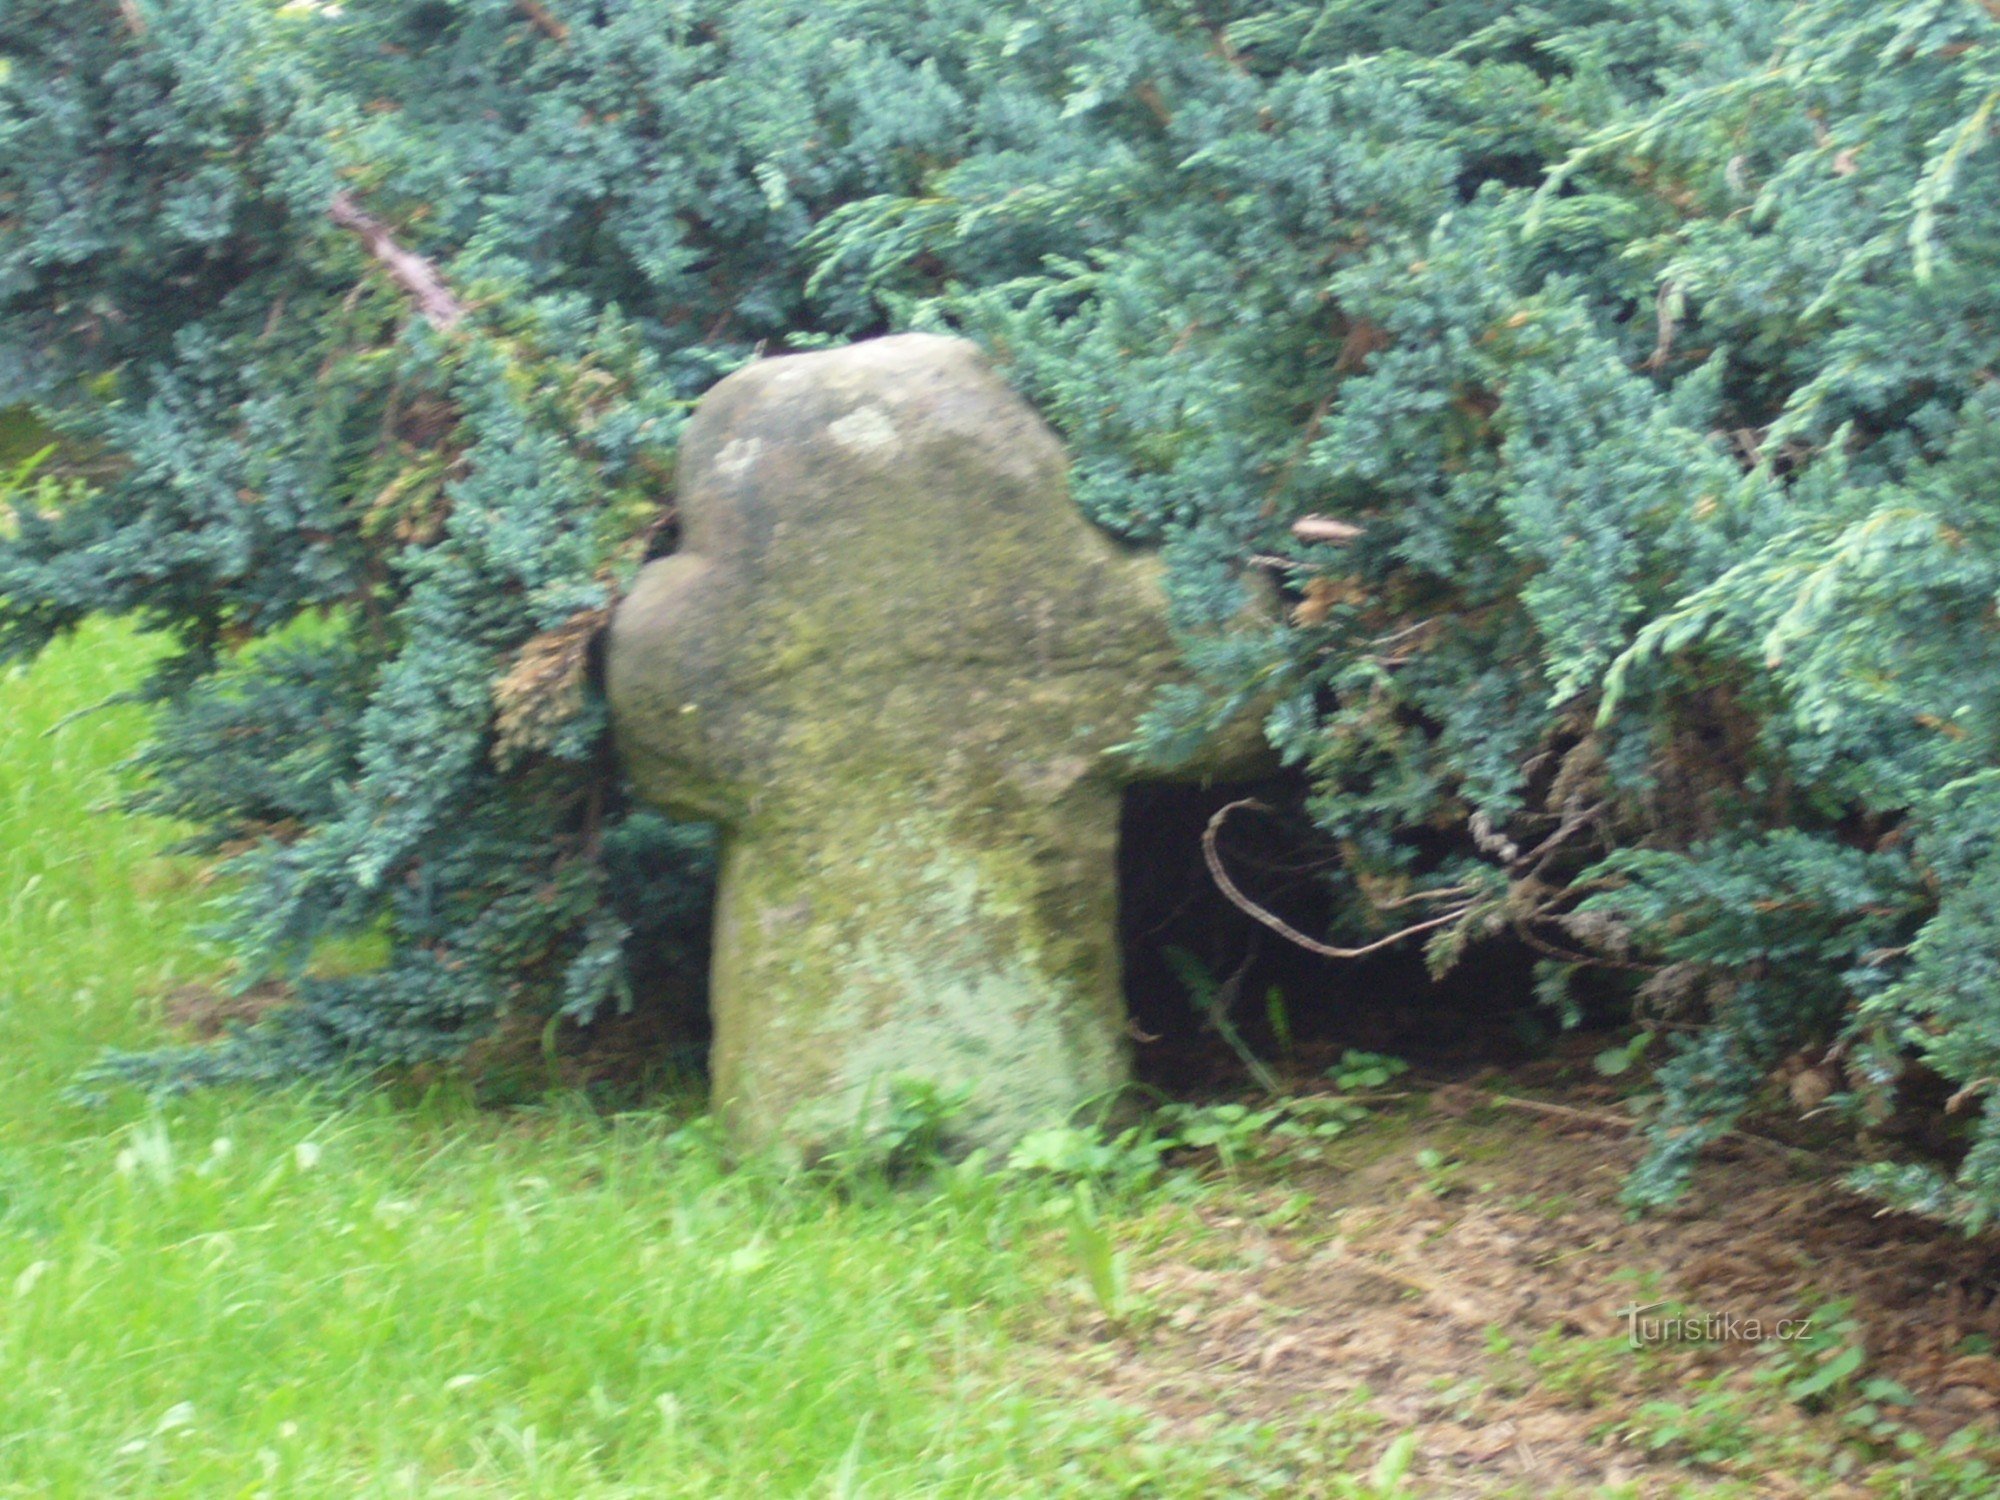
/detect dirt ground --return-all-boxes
[1045,1066,2000,1497]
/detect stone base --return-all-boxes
[708,788,1130,1159]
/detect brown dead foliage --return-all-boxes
[491,606,609,765]
[157,980,290,1039]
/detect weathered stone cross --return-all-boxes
[607,333,1263,1157]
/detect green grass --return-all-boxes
[0,624,1340,1498]
[12,626,1999,1499]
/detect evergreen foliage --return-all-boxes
[11,0,2000,1224]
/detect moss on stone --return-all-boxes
[607,334,1267,1157]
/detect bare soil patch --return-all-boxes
[1047,1073,2000,1496]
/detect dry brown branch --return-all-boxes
[516,0,570,42]
[492,607,608,764]
[1518,798,1608,870]
[1371,882,1477,911]
[1203,799,1471,959]
[1643,279,1682,370]
[1291,515,1365,545]
[328,192,466,331]
[1948,1078,1996,1113]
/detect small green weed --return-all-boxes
[817,1075,973,1184]
[1003,1054,1411,1193]
[1005,1119,1174,1194]
[1063,1182,1133,1327]
[1166,946,1281,1093]
[1753,1297,1869,1412]
[1527,1326,1648,1408]
[1624,1378,1758,1467]
[1327,1052,1410,1092]
[1412,1146,1464,1199]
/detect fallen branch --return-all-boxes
[1466,1090,1635,1133]
[328,192,466,331]
[1202,798,1470,959]
[1433,1083,1825,1164]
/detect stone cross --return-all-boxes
[606,333,1263,1157]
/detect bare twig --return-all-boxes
[1368,617,1437,651]
[328,192,466,331]
[1203,799,1470,959]
[1518,798,1607,871]
[1371,882,1477,911]
[1514,919,1664,974]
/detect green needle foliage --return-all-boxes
[11,0,2000,1226]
